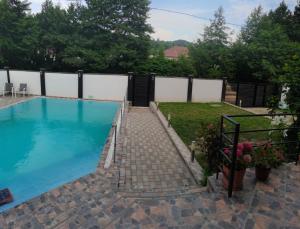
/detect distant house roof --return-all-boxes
[164,46,189,60]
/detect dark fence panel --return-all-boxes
[237,83,256,107]
[255,85,265,107]
[224,81,280,108]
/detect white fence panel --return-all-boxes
[155,77,188,102]
[10,70,41,95]
[0,70,7,91]
[83,74,127,101]
[46,73,78,98]
[192,79,223,102]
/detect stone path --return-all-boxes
[119,107,196,193]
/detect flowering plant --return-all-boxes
[253,142,284,169]
[223,141,253,170]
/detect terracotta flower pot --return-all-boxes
[222,165,246,191]
[255,166,271,182]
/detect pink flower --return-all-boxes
[237,143,244,152]
[243,154,252,163]
[243,142,253,152]
[223,148,230,155]
[237,149,243,157]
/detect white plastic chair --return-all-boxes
[2,83,14,97]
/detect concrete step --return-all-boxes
[225,91,237,96]
[118,185,207,198]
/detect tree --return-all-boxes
[35,0,71,71]
[0,0,37,69]
[269,1,293,38]
[81,0,153,72]
[246,18,291,81]
[203,7,229,45]
[239,7,292,82]
[190,7,235,79]
[134,51,195,77]
[240,6,265,44]
[291,1,300,42]
[278,44,300,159]
[280,46,300,115]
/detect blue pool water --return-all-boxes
[0,98,119,212]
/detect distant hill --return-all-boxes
[150,39,192,56]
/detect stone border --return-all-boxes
[150,102,203,184]
[0,96,38,110]
[224,101,267,114]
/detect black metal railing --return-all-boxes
[218,113,300,198]
[113,95,127,164]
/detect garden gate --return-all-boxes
[127,73,155,107]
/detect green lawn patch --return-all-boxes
[159,102,272,146]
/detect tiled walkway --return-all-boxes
[119,107,196,192]
[1,98,300,229]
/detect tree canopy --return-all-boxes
[189,1,300,82]
[0,0,300,84]
[0,0,152,73]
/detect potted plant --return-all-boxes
[222,142,253,191]
[253,143,284,181]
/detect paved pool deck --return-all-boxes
[0,97,300,229]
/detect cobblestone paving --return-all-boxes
[118,107,196,192]
[1,99,300,229]
[110,164,300,229]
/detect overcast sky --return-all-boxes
[30,0,298,42]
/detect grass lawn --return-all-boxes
[159,102,272,146]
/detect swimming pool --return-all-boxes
[0,98,119,212]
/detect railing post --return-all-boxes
[113,124,117,163]
[221,77,227,102]
[217,116,225,179]
[4,67,10,83]
[228,123,240,198]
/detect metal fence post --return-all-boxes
[187,75,193,102]
[40,68,46,96]
[221,77,227,102]
[262,85,267,106]
[78,70,83,99]
[4,67,10,83]
[127,72,134,102]
[228,123,240,198]
[253,84,258,107]
[149,73,156,102]
[235,82,240,106]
